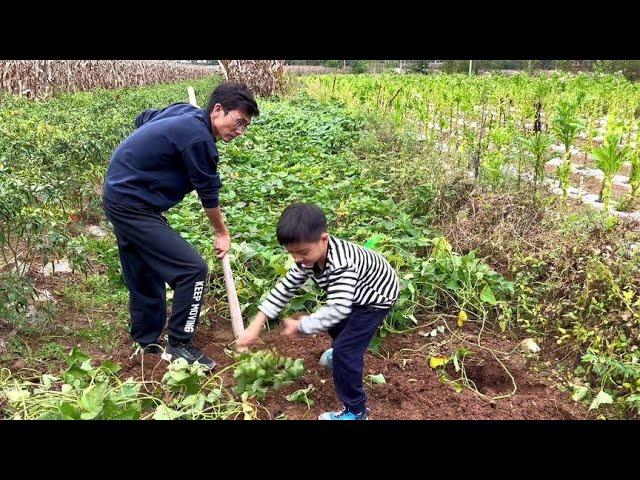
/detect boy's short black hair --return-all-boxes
[205,82,260,117]
[276,203,327,245]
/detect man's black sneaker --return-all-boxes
[161,341,216,370]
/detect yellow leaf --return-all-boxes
[429,356,448,369]
[457,310,468,327]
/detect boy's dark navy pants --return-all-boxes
[328,305,393,414]
[103,201,207,345]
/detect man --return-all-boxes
[103,82,259,369]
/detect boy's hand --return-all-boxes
[283,317,302,338]
[235,326,260,351]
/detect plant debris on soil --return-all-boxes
[104,318,589,420]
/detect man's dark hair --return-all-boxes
[276,203,327,245]
[205,82,260,117]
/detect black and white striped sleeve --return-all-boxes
[258,263,311,320]
[298,266,358,334]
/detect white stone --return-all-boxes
[41,259,73,276]
[86,225,108,237]
[583,198,605,210]
[35,289,56,303]
[613,182,631,192]
[550,144,565,153]
[614,211,640,221]
[521,338,541,354]
[613,174,630,185]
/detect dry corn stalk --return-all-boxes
[0,60,219,100]
[218,60,285,97]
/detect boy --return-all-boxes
[236,203,399,420]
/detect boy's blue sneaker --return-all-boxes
[319,348,333,369]
[318,407,368,420]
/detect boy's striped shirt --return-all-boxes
[258,235,400,334]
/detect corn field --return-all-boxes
[0,60,218,100]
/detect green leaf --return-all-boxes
[571,386,589,402]
[59,401,81,420]
[364,235,384,249]
[445,278,459,292]
[368,335,382,354]
[206,389,222,404]
[66,347,90,367]
[37,412,63,420]
[117,381,140,400]
[102,399,140,420]
[41,374,59,389]
[100,360,121,375]
[63,365,91,385]
[367,373,387,384]
[80,410,102,420]
[79,359,93,371]
[153,405,184,420]
[480,286,498,305]
[79,383,107,414]
[589,390,613,411]
[285,385,315,407]
[181,393,204,407]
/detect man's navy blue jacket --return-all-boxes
[103,102,221,211]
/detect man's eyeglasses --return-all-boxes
[228,111,250,132]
